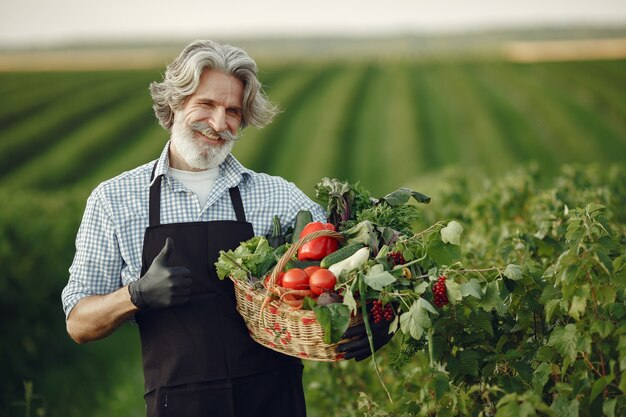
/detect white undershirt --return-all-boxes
[169,167,220,208]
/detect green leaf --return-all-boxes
[590,375,613,403]
[400,301,431,340]
[431,373,450,400]
[504,264,523,281]
[532,362,551,394]
[427,239,461,266]
[548,324,578,362]
[481,280,506,316]
[535,345,557,362]
[496,395,521,417]
[312,303,351,344]
[545,299,562,323]
[440,221,463,245]
[364,264,397,291]
[568,295,587,321]
[618,335,626,371]
[590,320,614,339]
[603,398,617,417]
[388,314,399,334]
[496,335,509,354]
[380,187,431,206]
[550,396,579,417]
[460,279,482,299]
[596,249,614,275]
[596,285,617,304]
[540,285,561,303]
[215,236,274,280]
[413,281,429,295]
[343,220,379,250]
[417,297,439,315]
[458,350,480,377]
[342,288,358,315]
[445,280,463,304]
[468,311,493,337]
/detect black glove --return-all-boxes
[336,301,396,361]
[128,237,192,309]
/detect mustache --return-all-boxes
[189,122,238,142]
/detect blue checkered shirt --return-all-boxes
[62,142,326,318]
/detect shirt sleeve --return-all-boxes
[284,182,326,227]
[61,188,124,319]
[290,188,326,224]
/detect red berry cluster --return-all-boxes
[371,299,394,324]
[433,276,449,308]
[388,251,406,266]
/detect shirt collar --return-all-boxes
[147,141,253,189]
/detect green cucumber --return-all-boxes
[320,243,365,268]
[267,215,286,248]
[291,210,313,243]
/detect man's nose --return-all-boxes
[208,108,227,132]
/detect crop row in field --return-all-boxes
[0,59,624,195]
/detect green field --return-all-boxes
[1,57,625,416]
[1,58,624,196]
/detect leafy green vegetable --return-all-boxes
[343,220,380,254]
[356,204,421,236]
[314,177,372,229]
[215,236,277,281]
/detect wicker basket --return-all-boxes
[231,229,362,361]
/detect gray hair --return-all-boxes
[150,40,278,130]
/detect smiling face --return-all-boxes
[169,69,245,171]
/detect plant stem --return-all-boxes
[360,277,394,405]
[427,327,435,366]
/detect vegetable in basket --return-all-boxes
[215,236,280,283]
[296,222,339,261]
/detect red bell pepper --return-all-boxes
[297,222,339,261]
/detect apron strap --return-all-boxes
[228,187,247,223]
[149,163,162,227]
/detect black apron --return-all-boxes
[136,165,306,417]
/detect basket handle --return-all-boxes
[266,229,345,291]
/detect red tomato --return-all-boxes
[281,268,309,290]
[264,271,285,287]
[304,265,322,277]
[309,269,337,296]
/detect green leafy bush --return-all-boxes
[304,163,626,417]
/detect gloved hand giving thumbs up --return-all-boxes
[129,237,192,309]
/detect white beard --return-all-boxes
[170,113,237,170]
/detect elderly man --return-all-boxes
[62,40,389,417]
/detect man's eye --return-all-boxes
[227,109,242,118]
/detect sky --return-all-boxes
[1,0,625,47]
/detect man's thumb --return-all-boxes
[155,237,174,264]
